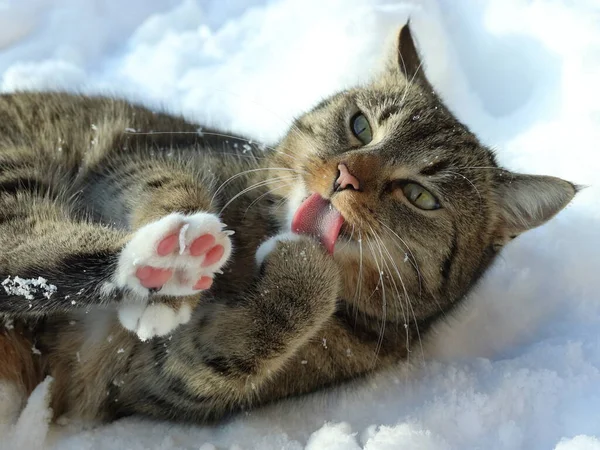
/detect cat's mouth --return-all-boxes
[291,193,344,254]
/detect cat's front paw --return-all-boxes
[256,233,341,318]
[114,212,233,298]
[255,232,301,266]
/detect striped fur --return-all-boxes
[0,25,575,423]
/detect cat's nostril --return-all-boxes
[335,164,360,192]
[333,168,342,191]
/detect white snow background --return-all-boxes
[0,0,599,448]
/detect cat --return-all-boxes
[0,24,576,424]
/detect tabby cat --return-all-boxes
[0,25,575,423]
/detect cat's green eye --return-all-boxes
[402,182,440,210]
[350,112,372,145]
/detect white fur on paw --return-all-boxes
[255,232,301,266]
[114,212,233,298]
[118,302,192,341]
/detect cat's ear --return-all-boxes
[493,171,577,245]
[387,22,434,92]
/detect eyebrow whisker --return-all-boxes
[419,160,451,176]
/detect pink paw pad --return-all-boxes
[190,234,216,256]
[135,266,173,289]
[120,212,233,297]
[193,276,213,290]
[202,245,225,267]
[157,234,179,256]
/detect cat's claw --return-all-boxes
[114,212,232,297]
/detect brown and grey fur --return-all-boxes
[0,25,576,423]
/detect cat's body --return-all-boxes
[0,26,576,424]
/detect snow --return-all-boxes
[2,276,57,301]
[0,0,599,448]
[3,377,54,450]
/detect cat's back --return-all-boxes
[0,92,203,167]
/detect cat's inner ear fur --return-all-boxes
[493,171,576,246]
[387,22,434,93]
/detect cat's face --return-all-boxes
[268,25,575,326]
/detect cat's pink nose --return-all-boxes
[335,164,360,191]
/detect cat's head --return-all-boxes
[268,24,576,325]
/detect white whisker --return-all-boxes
[243,181,294,218]
[377,220,423,298]
[211,167,304,208]
[372,228,425,364]
[219,175,298,214]
[365,230,387,367]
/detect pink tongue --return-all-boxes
[291,193,344,254]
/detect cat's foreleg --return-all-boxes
[0,195,131,314]
[189,234,341,384]
[0,182,232,340]
[84,157,235,340]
